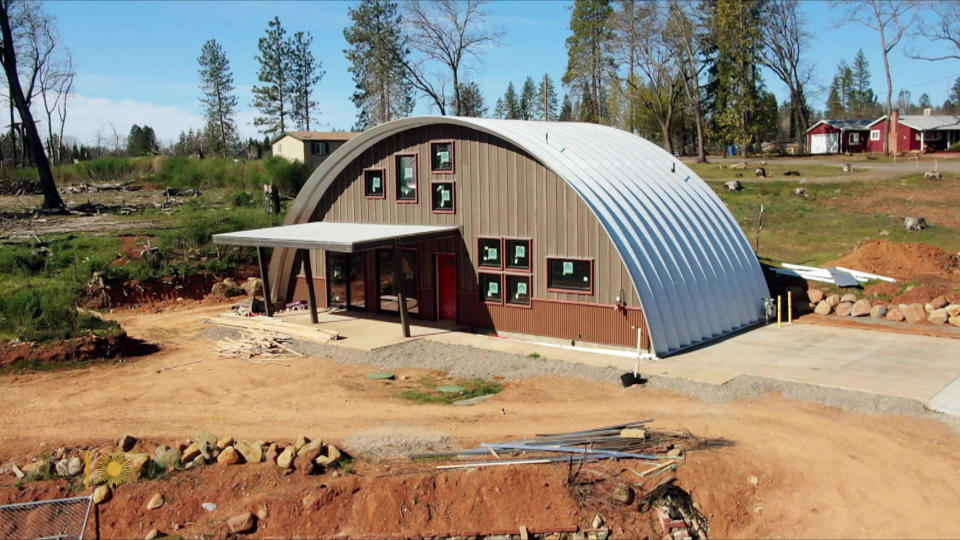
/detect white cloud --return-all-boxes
[63,94,205,147]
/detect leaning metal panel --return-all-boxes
[0,495,93,540]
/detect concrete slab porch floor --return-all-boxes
[266,310,960,416]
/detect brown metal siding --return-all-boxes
[292,124,646,347]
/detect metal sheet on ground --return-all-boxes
[827,268,862,288]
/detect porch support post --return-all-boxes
[300,249,319,324]
[392,244,411,338]
[257,246,274,317]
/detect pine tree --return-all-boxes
[252,16,292,136]
[452,82,487,117]
[497,82,521,119]
[344,0,413,130]
[559,94,574,121]
[538,74,559,121]
[826,61,855,118]
[704,0,766,147]
[850,49,875,117]
[197,39,239,157]
[563,0,613,124]
[519,76,538,120]
[289,31,323,130]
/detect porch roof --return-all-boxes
[212,221,460,253]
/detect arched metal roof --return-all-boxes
[271,116,770,356]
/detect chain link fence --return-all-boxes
[0,495,93,540]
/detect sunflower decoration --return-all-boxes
[93,450,133,487]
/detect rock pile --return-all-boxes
[807,288,960,327]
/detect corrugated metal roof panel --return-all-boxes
[898,115,960,131]
[273,116,770,355]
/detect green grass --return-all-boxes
[400,376,504,404]
[712,178,960,265]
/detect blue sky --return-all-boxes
[44,0,960,146]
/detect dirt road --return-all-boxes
[2,305,960,538]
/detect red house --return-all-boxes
[867,111,960,153]
[806,119,873,154]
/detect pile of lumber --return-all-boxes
[213,329,302,361]
[206,314,339,343]
[420,420,713,472]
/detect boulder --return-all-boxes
[851,299,872,317]
[234,441,263,464]
[195,431,217,447]
[124,453,151,480]
[315,444,342,467]
[210,280,244,298]
[835,302,854,316]
[785,170,802,176]
[227,512,257,534]
[949,316,960,328]
[265,444,280,465]
[181,443,201,463]
[900,303,926,324]
[294,436,310,452]
[926,296,948,312]
[755,167,767,177]
[904,216,928,231]
[612,484,634,505]
[946,304,960,318]
[276,446,296,470]
[154,445,181,469]
[885,307,905,322]
[296,450,319,475]
[242,278,263,296]
[724,180,743,191]
[201,502,218,512]
[119,435,137,452]
[55,457,83,477]
[216,436,234,449]
[146,493,164,510]
[793,186,808,197]
[840,293,858,304]
[217,446,243,465]
[297,439,322,458]
[807,289,824,303]
[924,170,942,180]
[22,460,52,478]
[928,309,949,325]
[814,301,832,315]
[144,529,162,540]
[825,294,840,307]
[93,485,111,505]
[869,305,888,319]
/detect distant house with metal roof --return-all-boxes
[806,119,875,154]
[218,117,770,357]
[866,111,960,153]
[271,131,360,170]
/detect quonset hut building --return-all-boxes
[214,117,770,357]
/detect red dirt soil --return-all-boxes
[82,266,260,312]
[0,333,155,368]
[0,461,672,539]
[829,239,960,282]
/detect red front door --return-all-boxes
[437,254,457,321]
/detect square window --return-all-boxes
[870,129,880,141]
[479,273,503,304]
[547,258,593,293]
[506,274,531,306]
[505,239,531,271]
[431,141,454,172]
[432,182,455,213]
[478,238,502,268]
[396,154,418,202]
[364,169,385,198]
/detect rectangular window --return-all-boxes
[547,257,593,294]
[479,273,503,304]
[504,239,531,271]
[311,141,329,155]
[364,169,385,198]
[396,154,418,202]
[849,132,860,144]
[431,141,454,172]
[431,182,455,213]
[478,238,502,268]
[926,131,941,140]
[506,274,531,306]
[870,129,880,141]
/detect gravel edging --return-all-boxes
[203,326,959,431]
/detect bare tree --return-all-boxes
[841,0,915,155]
[0,0,63,209]
[760,0,813,151]
[401,0,503,115]
[39,45,73,165]
[666,1,709,162]
[907,1,960,62]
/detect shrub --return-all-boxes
[950,141,960,152]
[0,285,81,342]
[264,156,309,196]
[227,190,256,207]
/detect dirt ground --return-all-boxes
[2,304,960,538]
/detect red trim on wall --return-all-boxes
[395,153,419,204]
[503,273,533,310]
[429,139,456,174]
[478,237,504,270]
[430,181,456,214]
[503,237,533,273]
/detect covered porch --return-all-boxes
[212,221,461,337]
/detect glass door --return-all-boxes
[376,249,419,315]
[327,252,365,310]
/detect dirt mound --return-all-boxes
[0,333,158,368]
[830,240,960,282]
[81,266,259,310]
